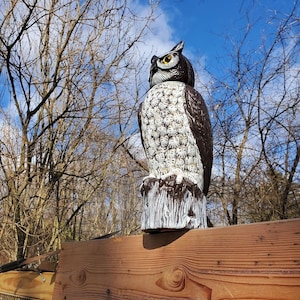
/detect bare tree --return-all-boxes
[0,0,154,261]
[208,2,300,225]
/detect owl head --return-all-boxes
[149,41,195,88]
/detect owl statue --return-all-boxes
[139,41,213,231]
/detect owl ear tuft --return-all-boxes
[171,41,184,53]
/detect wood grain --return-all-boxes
[53,219,300,300]
[0,271,55,299]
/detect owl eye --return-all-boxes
[156,52,179,70]
[162,54,172,64]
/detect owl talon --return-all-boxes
[176,174,183,184]
[142,175,157,183]
[160,172,183,184]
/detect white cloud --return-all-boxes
[128,1,213,95]
[0,0,213,155]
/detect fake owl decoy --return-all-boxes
[139,41,213,231]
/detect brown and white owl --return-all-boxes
[139,41,212,195]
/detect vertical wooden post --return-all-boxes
[141,175,207,232]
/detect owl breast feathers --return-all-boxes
[139,42,213,195]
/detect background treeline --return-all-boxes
[0,0,299,261]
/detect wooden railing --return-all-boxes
[53,218,300,299]
[0,271,55,299]
[1,219,299,299]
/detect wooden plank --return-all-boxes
[0,271,55,299]
[53,219,300,299]
[0,250,59,273]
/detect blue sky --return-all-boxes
[142,0,298,75]
[0,0,298,111]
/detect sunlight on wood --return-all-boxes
[53,219,300,299]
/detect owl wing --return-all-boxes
[184,85,213,195]
[138,102,146,152]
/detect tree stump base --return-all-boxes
[141,175,207,232]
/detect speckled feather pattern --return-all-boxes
[139,81,205,191]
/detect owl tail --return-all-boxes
[141,176,207,232]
